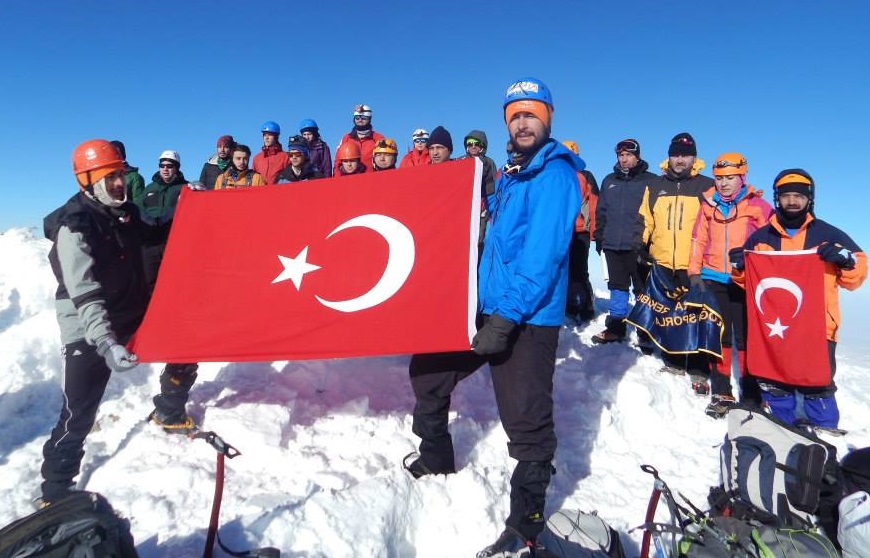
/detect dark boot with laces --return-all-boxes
[476,527,536,558]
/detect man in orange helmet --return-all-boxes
[39,139,157,506]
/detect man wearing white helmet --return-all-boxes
[332,103,384,175]
[400,128,431,167]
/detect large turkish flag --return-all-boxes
[745,250,829,386]
[129,159,482,362]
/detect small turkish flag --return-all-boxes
[745,250,829,386]
[129,159,482,362]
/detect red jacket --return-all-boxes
[253,146,289,184]
[400,148,430,168]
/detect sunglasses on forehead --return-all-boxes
[713,158,747,169]
[616,140,639,153]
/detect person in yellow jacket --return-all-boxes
[639,132,714,391]
[214,144,265,189]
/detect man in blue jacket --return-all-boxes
[403,78,582,556]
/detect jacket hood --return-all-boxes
[464,130,489,153]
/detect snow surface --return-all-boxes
[1,226,868,557]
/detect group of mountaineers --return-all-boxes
[38,76,866,556]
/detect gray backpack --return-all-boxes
[536,510,626,558]
[679,516,840,557]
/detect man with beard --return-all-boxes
[639,132,714,391]
[199,134,235,189]
[730,169,866,428]
[252,121,289,184]
[402,78,583,557]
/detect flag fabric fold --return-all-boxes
[130,158,482,362]
[744,250,828,386]
[626,264,724,357]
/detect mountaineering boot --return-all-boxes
[476,527,535,558]
[591,315,626,344]
[705,394,737,419]
[151,363,198,434]
[402,451,455,479]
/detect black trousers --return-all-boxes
[707,281,747,351]
[409,323,559,538]
[604,249,646,295]
[41,340,111,501]
[567,232,594,315]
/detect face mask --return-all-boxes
[92,176,126,208]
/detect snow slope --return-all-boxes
[1,226,868,557]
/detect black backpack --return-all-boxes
[0,492,138,558]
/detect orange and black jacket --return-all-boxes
[640,171,713,270]
[732,213,867,342]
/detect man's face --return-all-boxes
[232,150,250,171]
[778,192,809,213]
[341,159,360,173]
[374,152,396,169]
[288,151,305,168]
[263,132,278,147]
[714,174,744,198]
[217,144,232,159]
[104,169,127,200]
[301,131,315,142]
[668,154,695,174]
[428,144,451,164]
[159,160,178,183]
[354,115,371,128]
[508,112,547,152]
[617,151,639,171]
[465,139,483,157]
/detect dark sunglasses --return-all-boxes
[159,163,176,169]
[413,138,428,144]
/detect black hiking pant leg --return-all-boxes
[567,232,593,315]
[152,363,199,420]
[490,324,559,539]
[41,340,111,501]
[409,351,485,473]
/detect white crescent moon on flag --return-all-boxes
[754,277,803,318]
[315,214,415,313]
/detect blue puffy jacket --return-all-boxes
[479,140,583,326]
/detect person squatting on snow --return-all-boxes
[40,140,157,506]
[730,168,867,428]
[640,132,715,391]
[688,153,773,418]
[592,139,655,343]
[560,140,599,324]
[403,78,583,557]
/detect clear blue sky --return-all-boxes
[3,1,869,254]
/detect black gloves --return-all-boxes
[689,274,706,292]
[818,243,856,269]
[637,247,655,265]
[472,314,516,355]
[729,247,745,271]
[594,239,602,255]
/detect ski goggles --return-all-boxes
[714,158,748,170]
[615,139,639,154]
[465,139,483,147]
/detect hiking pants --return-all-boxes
[567,232,594,315]
[409,323,560,538]
[41,340,111,502]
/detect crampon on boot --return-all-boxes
[148,409,197,435]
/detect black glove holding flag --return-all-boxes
[472,314,515,355]
[729,247,745,271]
[817,242,856,269]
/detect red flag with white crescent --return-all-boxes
[129,158,482,362]
[745,250,829,386]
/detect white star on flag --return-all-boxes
[272,247,321,290]
[765,317,789,339]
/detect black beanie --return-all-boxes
[668,132,697,157]
[428,126,453,153]
[773,168,814,199]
